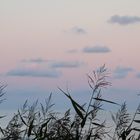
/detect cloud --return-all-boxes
[63,26,87,35]
[136,73,140,79]
[83,45,110,53]
[6,65,61,78]
[108,15,140,25]
[6,59,85,78]
[113,66,133,79]
[67,49,78,53]
[50,61,84,68]
[71,26,87,34]
[22,58,47,63]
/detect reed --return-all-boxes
[0,65,140,140]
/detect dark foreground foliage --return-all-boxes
[0,65,140,140]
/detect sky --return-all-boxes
[0,0,140,123]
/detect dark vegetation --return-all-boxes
[0,65,140,140]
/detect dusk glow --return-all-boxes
[0,0,140,119]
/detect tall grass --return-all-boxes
[0,65,140,140]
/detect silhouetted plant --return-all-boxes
[112,103,140,140]
[0,84,7,136]
[0,65,140,140]
[58,65,118,140]
[1,114,23,140]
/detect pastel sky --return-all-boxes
[0,0,140,121]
